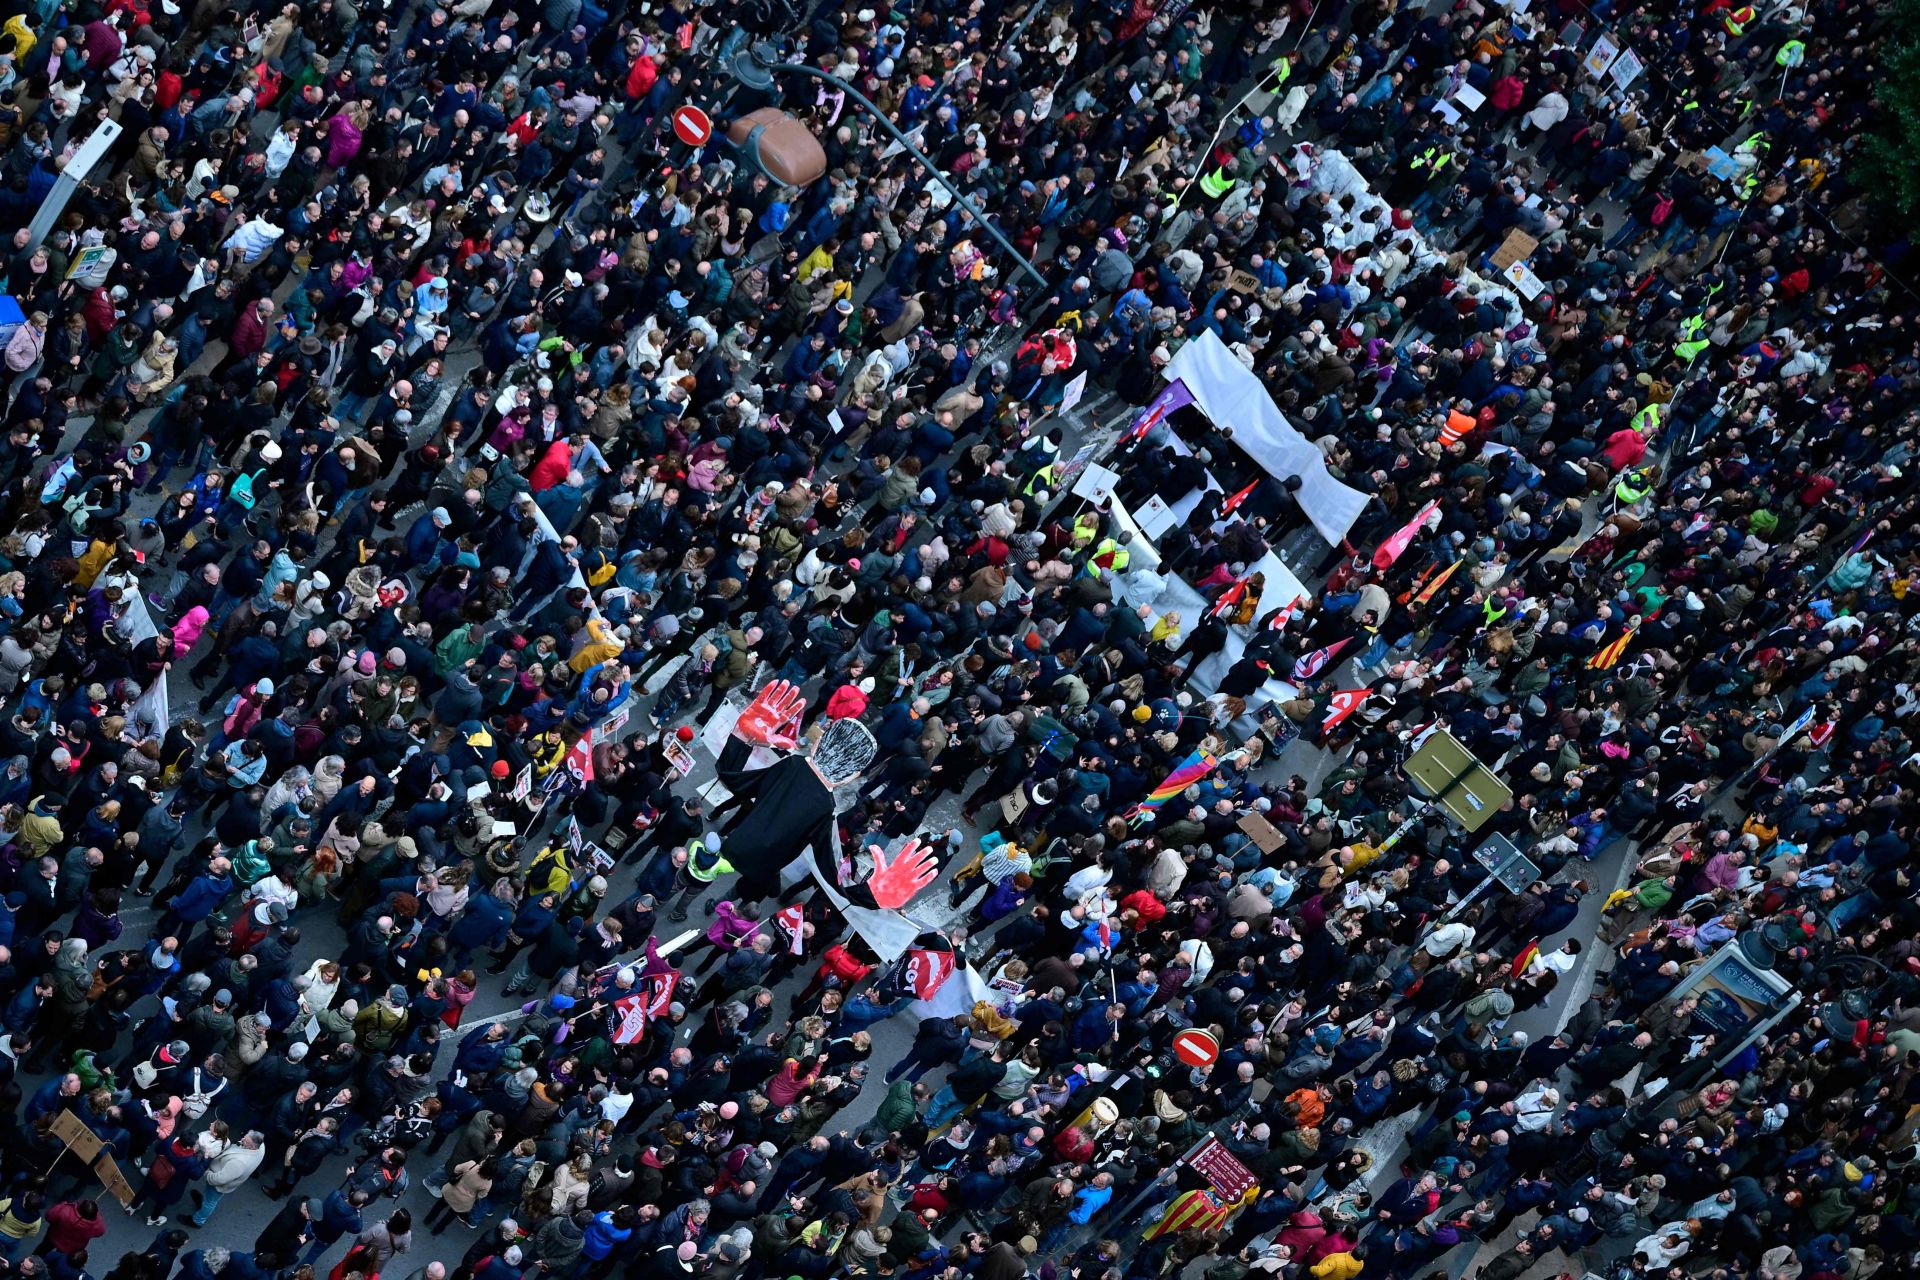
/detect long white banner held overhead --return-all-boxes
[1165,330,1370,546]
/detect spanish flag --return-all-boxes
[1587,628,1634,671]
[1510,940,1541,978]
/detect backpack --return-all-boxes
[229,468,263,510]
[1649,193,1674,227]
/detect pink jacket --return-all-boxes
[324,113,364,168]
[703,901,762,951]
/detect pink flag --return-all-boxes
[1292,638,1351,683]
[1372,500,1440,571]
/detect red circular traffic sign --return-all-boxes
[672,105,713,148]
[1173,1028,1220,1068]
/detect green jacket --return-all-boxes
[875,1078,920,1133]
[436,626,485,677]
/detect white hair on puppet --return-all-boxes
[810,717,877,786]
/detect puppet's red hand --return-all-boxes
[735,680,805,750]
[867,839,940,910]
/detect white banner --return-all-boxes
[129,676,170,740]
[1164,331,1370,545]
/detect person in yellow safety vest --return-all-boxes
[1480,596,1510,629]
[1088,533,1133,579]
[1024,461,1061,497]
[1069,511,1101,549]
[1408,146,1453,180]
[1616,468,1654,507]
[1199,166,1235,199]
[1723,4,1755,36]
[1777,39,1806,67]
[1631,402,1663,435]
[666,833,734,921]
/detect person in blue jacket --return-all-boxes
[449,880,516,964]
[301,1188,369,1266]
[578,1206,637,1280]
[156,856,234,946]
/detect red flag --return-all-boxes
[1291,637,1350,682]
[564,739,595,784]
[773,904,807,955]
[1587,628,1633,671]
[1372,499,1440,571]
[1144,1189,1234,1241]
[611,993,651,1044]
[1209,576,1252,618]
[611,972,677,1044]
[1321,688,1370,732]
[901,947,957,1000]
[643,971,677,1018]
[1218,479,1259,518]
[1266,596,1305,631]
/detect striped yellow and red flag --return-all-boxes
[1587,628,1634,670]
[1143,1189,1233,1240]
[1412,557,1465,608]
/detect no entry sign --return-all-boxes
[672,105,713,147]
[1173,1027,1219,1068]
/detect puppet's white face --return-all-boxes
[811,718,877,786]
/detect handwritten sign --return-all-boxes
[93,1154,134,1207]
[1489,229,1538,270]
[51,1109,104,1164]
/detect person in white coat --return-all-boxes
[190,1131,267,1227]
[1524,89,1569,134]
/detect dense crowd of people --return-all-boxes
[0,4,1918,1280]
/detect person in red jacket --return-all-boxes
[527,435,576,493]
[823,675,872,722]
[1119,887,1168,928]
[796,941,875,1008]
[626,50,660,101]
[39,1198,107,1259]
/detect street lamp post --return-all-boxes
[729,42,1049,296]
